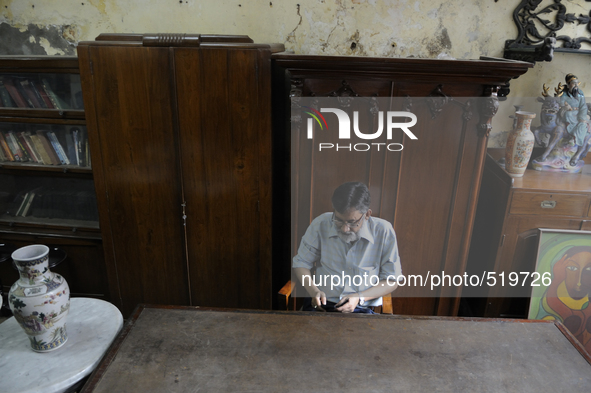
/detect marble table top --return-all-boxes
[0,297,123,393]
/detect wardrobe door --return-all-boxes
[389,81,485,316]
[174,47,273,309]
[290,77,482,316]
[79,45,189,317]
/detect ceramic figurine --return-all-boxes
[531,74,591,173]
[8,244,70,352]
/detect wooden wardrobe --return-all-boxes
[273,54,532,316]
[78,34,285,317]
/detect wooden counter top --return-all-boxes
[81,305,591,392]
[487,148,591,193]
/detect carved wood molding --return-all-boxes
[327,80,359,108]
[504,0,591,63]
[290,79,382,135]
[295,79,382,119]
[94,33,254,47]
[425,85,450,119]
[290,81,486,133]
[142,34,201,47]
[419,85,474,122]
[290,79,304,133]
[477,86,500,138]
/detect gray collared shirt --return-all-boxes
[292,212,402,306]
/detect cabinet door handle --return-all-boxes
[541,200,556,209]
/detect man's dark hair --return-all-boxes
[332,182,370,214]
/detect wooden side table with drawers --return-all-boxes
[466,149,591,318]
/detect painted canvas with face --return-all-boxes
[528,229,591,353]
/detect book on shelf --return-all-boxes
[4,131,28,161]
[30,79,54,109]
[19,191,33,217]
[56,129,77,164]
[25,132,44,163]
[0,128,89,167]
[0,132,15,161]
[17,78,45,108]
[72,128,90,167]
[41,78,69,110]
[0,76,58,109]
[0,78,16,107]
[10,131,32,162]
[14,79,35,108]
[3,131,18,160]
[29,133,51,165]
[65,131,76,164]
[47,131,70,165]
[72,128,81,166]
[5,186,98,222]
[35,130,61,165]
[1,77,29,108]
[8,187,41,217]
[14,191,29,217]
[18,131,41,163]
[20,188,42,217]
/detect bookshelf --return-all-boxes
[0,56,108,303]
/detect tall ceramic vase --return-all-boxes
[505,111,536,177]
[8,245,70,352]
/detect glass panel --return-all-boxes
[0,122,90,168]
[0,72,83,110]
[0,174,98,228]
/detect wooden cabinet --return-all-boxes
[0,56,108,301]
[466,149,591,318]
[273,55,532,316]
[78,34,286,317]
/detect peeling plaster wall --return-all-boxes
[0,23,78,55]
[1,0,591,146]
[0,0,515,59]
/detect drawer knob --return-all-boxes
[541,200,556,208]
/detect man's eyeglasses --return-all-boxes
[331,212,364,228]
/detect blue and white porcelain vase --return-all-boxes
[8,244,70,352]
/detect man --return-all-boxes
[292,182,402,313]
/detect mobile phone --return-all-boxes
[335,297,349,308]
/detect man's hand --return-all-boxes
[312,290,327,310]
[335,296,359,313]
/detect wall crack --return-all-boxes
[286,4,302,44]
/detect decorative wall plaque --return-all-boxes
[504,0,591,63]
